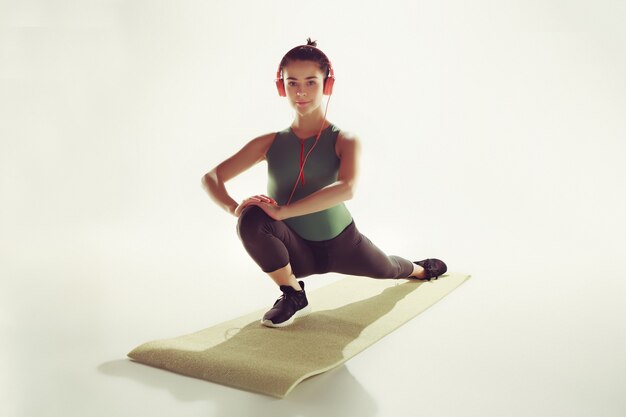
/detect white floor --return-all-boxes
[2,1,626,416]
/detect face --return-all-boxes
[282,60,325,115]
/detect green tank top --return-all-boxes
[266,123,353,241]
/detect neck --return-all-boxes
[291,108,328,134]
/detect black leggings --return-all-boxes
[236,206,414,279]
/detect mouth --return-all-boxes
[295,101,311,106]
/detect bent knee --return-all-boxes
[236,205,270,239]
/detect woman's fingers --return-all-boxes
[259,194,278,205]
[235,198,257,216]
[250,194,278,205]
[236,195,277,218]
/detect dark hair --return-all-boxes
[278,37,331,80]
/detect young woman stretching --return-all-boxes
[202,38,447,328]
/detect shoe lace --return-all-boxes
[273,288,298,307]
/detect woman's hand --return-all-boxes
[249,201,285,220]
[234,195,283,220]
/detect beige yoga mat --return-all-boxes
[128,272,470,398]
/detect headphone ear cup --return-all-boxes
[323,76,335,95]
[276,79,286,97]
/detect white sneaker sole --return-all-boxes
[261,304,312,328]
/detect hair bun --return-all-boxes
[306,37,318,47]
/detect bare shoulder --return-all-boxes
[335,129,362,158]
[250,131,277,147]
[246,131,278,161]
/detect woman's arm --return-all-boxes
[201,133,275,216]
[252,132,361,221]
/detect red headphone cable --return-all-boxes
[286,93,332,206]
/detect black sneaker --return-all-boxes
[413,258,448,281]
[261,281,311,328]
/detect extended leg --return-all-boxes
[326,221,417,279]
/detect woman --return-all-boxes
[202,38,446,328]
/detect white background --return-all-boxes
[2,1,625,416]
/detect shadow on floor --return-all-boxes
[99,359,377,417]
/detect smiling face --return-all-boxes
[282,60,326,115]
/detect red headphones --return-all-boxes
[275,45,335,96]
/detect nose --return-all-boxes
[296,91,307,97]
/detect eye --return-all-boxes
[287,81,297,87]
[307,80,316,86]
